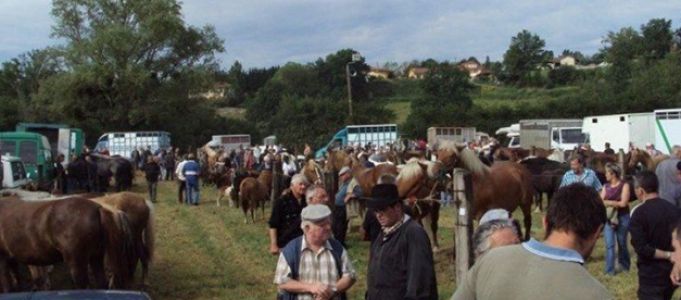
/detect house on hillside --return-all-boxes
[547,55,578,69]
[457,57,494,81]
[190,82,229,100]
[406,67,429,79]
[368,67,393,80]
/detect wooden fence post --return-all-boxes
[617,149,626,177]
[452,168,474,286]
[271,160,281,203]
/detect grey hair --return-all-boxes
[473,219,520,258]
[291,174,310,186]
[305,184,324,202]
[377,174,397,185]
[604,162,622,179]
[300,217,331,230]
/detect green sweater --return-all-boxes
[452,243,613,300]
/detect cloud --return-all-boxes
[1,0,681,68]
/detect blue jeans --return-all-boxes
[185,182,200,205]
[440,191,452,207]
[604,213,631,274]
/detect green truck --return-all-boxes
[0,123,84,188]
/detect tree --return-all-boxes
[403,63,475,138]
[502,30,549,86]
[37,0,225,146]
[640,18,673,61]
[602,27,643,90]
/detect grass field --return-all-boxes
[37,176,660,299]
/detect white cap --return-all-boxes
[338,166,351,176]
[479,209,511,225]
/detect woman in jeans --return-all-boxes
[600,163,631,275]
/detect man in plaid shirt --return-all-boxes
[560,157,602,192]
[274,204,357,300]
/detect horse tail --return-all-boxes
[144,199,156,263]
[99,206,134,289]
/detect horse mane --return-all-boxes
[459,148,489,176]
[397,160,424,183]
[437,140,466,151]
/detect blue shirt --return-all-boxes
[560,168,602,191]
[335,181,362,207]
[182,160,200,184]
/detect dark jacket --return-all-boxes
[268,192,307,248]
[629,197,681,287]
[367,218,438,300]
[142,162,161,183]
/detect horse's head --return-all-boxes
[433,141,462,171]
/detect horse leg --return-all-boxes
[431,202,440,250]
[65,255,90,289]
[27,266,50,291]
[0,259,11,293]
[521,202,533,241]
[216,189,222,207]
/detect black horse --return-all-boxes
[520,157,568,212]
[89,154,134,192]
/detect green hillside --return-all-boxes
[380,80,580,125]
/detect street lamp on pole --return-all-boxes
[346,52,362,123]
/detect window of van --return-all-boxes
[0,140,16,156]
[19,141,37,164]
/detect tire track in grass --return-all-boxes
[147,205,224,299]
[177,201,277,298]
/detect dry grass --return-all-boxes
[36,178,674,299]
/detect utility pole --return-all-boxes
[345,52,362,123]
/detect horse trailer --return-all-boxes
[95,131,171,159]
[654,108,681,155]
[1,154,30,189]
[315,124,398,159]
[210,134,251,152]
[582,112,655,153]
[427,127,476,146]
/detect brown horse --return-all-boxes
[239,177,268,223]
[0,196,132,291]
[627,148,669,173]
[348,156,398,217]
[437,142,535,240]
[530,146,554,159]
[396,159,444,250]
[493,147,530,162]
[92,192,155,286]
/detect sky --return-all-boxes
[1,0,681,69]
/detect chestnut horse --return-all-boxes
[0,196,132,291]
[437,143,534,240]
[348,156,398,217]
[627,148,669,173]
[239,177,268,223]
[92,192,155,286]
[396,159,444,250]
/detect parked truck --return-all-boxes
[427,127,476,146]
[315,124,398,159]
[15,123,85,162]
[208,134,251,152]
[519,119,585,151]
[582,108,681,154]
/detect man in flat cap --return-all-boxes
[333,166,361,247]
[365,184,438,300]
[274,204,357,300]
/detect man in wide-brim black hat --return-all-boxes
[364,184,438,300]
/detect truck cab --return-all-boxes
[1,154,30,188]
[315,128,348,159]
[551,127,585,150]
[0,132,54,185]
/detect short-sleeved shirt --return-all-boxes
[335,181,362,207]
[560,168,602,191]
[273,237,357,300]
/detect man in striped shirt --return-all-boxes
[560,157,602,192]
[274,204,356,300]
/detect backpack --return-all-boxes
[278,236,347,300]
